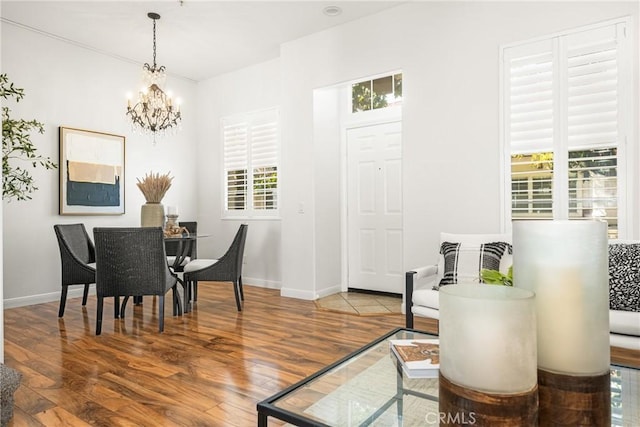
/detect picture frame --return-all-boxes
[59,127,125,215]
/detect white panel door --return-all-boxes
[347,121,402,293]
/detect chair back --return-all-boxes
[218,224,248,279]
[235,224,248,277]
[93,227,174,298]
[54,223,95,266]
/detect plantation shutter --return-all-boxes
[223,118,248,211]
[505,40,554,218]
[250,110,279,210]
[566,25,619,151]
[565,25,621,227]
[503,20,628,237]
[222,108,279,215]
[506,39,554,155]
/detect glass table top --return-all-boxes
[258,328,639,427]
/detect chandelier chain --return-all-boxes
[152,17,157,69]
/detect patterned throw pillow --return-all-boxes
[608,244,640,312]
[439,241,512,286]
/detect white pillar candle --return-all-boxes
[513,220,610,375]
[439,284,537,393]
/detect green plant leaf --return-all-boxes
[480,267,513,286]
[2,74,57,201]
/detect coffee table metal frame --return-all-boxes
[257,327,640,427]
[256,327,436,427]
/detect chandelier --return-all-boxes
[126,12,181,140]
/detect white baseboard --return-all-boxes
[279,287,317,300]
[242,277,281,289]
[279,284,342,301]
[315,285,342,299]
[4,279,298,308]
[4,285,96,309]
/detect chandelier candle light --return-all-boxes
[513,220,610,426]
[126,12,181,142]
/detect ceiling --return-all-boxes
[1,1,403,82]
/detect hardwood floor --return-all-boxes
[4,284,415,426]
[3,284,637,426]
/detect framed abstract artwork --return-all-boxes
[59,127,125,215]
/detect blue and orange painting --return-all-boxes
[61,128,124,214]
[66,161,120,206]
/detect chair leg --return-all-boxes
[96,296,104,335]
[239,276,244,301]
[178,278,189,314]
[193,280,198,301]
[114,296,120,319]
[232,280,242,312]
[172,286,182,316]
[120,296,130,319]
[59,286,68,318]
[186,280,191,313]
[82,284,90,306]
[158,295,165,333]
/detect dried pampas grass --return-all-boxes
[136,171,173,203]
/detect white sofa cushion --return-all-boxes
[610,333,640,351]
[413,287,439,310]
[610,309,640,336]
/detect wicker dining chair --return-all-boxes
[183,224,248,312]
[93,227,181,335]
[53,224,96,318]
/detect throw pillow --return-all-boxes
[608,243,640,312]
[439,241,512,286]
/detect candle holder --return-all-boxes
[165,214,180,235]
[439,284,538,426]
[513,220,610,426]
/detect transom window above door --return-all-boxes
[352,73,403,113]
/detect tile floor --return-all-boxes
[315,291,402,316]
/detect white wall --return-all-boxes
[279,1,639,299]
[312,87,343,297]
[1,1,638,318]
[195,59,282,287]
[1,23,199,306]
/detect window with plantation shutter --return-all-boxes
[502,19,631,238]
[222,108,279,217]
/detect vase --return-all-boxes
[513,220,610,426]
[438,284,538,426]
[141,202,165,228]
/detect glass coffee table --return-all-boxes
[257,328,639,427]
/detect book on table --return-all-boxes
[389,339,440,378]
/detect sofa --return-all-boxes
[405,233,640,351]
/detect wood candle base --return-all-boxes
[538,369,610,427]
[439,373,538,426]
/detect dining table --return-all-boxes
[132,232,210,309]
[164,232,199,270]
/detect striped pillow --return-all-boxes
[439,241,512,286]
